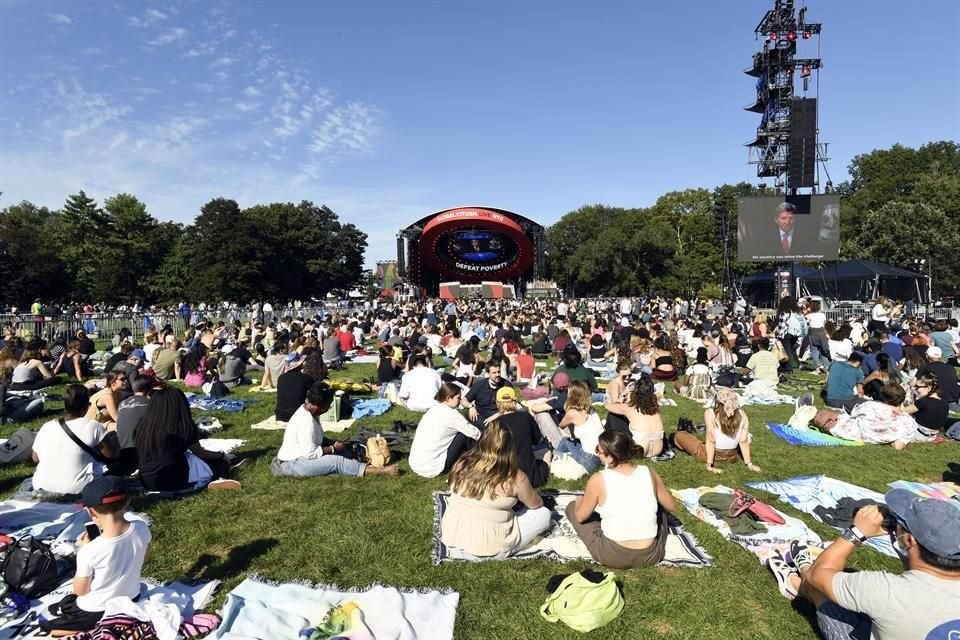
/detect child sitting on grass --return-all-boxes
[39,477,151,636]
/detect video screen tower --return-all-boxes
[745,0,829,193]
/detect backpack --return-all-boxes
[540,571,623,632]
[787,313,808,338]
[364,435,391,468]
[0,536,62,599]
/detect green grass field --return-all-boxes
[1,364,955,639]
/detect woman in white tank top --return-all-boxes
[565,431,677,568]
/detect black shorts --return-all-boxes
[39,594,103,632]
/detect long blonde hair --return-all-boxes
[563,380,593,414]
[449,421,519,500]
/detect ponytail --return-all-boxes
[596,430,645,466]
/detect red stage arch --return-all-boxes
[418,207,534,282]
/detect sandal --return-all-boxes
[180,612,222,638]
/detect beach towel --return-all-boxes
[0,500,151,557]
[431,491,713,568]
[251,416,287,430]
[349,399,391,418]
[673,485,827,565]
[747,475,895,556]
[348,355,379,364]
[766,423,864,447]
[0,578,218,639]
[887,480,960,502]
[198,439,247,455]
[209,575,459,640]
[187,397,255,412]
[321,419,356,434]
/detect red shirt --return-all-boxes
[339,331,356,352]
[517,354,535,380]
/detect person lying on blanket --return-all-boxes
[274,382,399,477]
[440,420,551,560]
[39,476,151,636]
[812,383,929,449]
[766,491,960,640]
[566,430,677,569]
[673,387,762,474]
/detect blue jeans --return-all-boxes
[276,455,366,478]
[946,421,960,441]
[809,345,827,371]
[816,601,872,640]
[3,398,44,423]
[555,438,600,472]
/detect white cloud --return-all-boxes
[147,27,187,45]
[212,71,229,81]
[47,13,72,25]
[235,102,259,112]
[308,103,381,154]
[129,8,169,28]
[211,56,234,67]
[194,83,214,93]
[243,86,262,97]
[44,80,132,146]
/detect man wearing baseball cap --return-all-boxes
[39,476,151,635]
[771,491,960,639]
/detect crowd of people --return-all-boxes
[0,292,957,637]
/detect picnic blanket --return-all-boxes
[747,475,895,557]
[673,485,827,565]
[250,416,356,433]
[0,578,218,639]
[350,399,392,418]
[198,439,247,455]
[0,500,151,556]
[766,423,864,447]
[251,416,287,430]
[188,397,255,412]
[887,480,960,503]
[209,575,459,640]
[431,491,713,568]
[738,380,796,406]
[349,354,379,364]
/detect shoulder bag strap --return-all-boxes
[58,417,107,464]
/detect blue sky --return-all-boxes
[1,0,958,266]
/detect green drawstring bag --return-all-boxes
[540,571,624,632]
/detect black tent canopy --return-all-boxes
[739,259,927,307]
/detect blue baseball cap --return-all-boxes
[885,489,960,560]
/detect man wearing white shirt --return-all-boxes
[398,356,442,411]
[274,384,398,477]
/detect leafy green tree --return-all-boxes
[0,201,69,306]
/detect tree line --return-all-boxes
[0,193,367,307]
[545,141,960,298]
[2,140,956,306]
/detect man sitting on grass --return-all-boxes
[39,476,151,636]
[767,491,960,640]
[273,382,398,477]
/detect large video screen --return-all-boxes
[737,195,840,262]
[438,229,519,272]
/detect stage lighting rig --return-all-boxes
[745,0,828,193]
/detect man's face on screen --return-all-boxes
[776,211,795,233]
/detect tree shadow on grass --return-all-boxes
[944,462,960,484]
[182,537,279,583]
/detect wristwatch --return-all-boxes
[841,526,867,545]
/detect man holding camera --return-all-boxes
[769,490,960,639]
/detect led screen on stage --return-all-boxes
[438,228,519,273]
[737,195,840,262]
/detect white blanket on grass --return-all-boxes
[210,576,459,640]
[0,579,218,639]
[199,438,247,454]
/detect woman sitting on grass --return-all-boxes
[409,382,481,478]
[566,430,677,568]
[553,380,604,474]
[608,374,664,457]
[84,370,128,430]
[135,387,249,491]
[9,345,58,391]
[673,387,761,474]
[650,335,677,381]
[440,421,551,560]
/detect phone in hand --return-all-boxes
[84,522,100,541]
